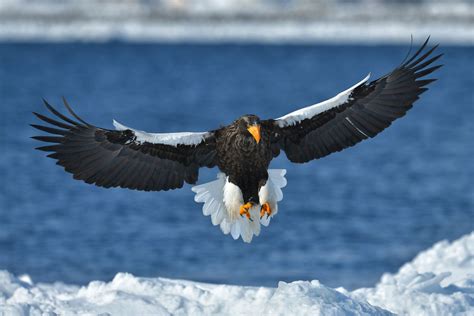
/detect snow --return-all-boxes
[0,273,389,316]
[349,232,474,316]
[1,232,473,316]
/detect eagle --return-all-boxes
[32,38,442,243]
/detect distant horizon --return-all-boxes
[0,0,472,45]
[0,20,472,45]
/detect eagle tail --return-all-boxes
[192,169,287,243]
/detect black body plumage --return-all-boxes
[215,115,273,203]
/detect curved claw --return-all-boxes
[240,202,254,221]
[260,202,272,219]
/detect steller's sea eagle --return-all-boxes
[32,38,442,242]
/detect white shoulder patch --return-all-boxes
[276,73,370,127]
[113,120,210,147]
[191,169,287,243]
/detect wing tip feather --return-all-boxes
[62,97,91,127]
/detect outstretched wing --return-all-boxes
[263,37,442,163]
[32,99,218,191]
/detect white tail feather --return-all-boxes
[191,169,287,243]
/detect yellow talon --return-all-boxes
[239,202,254,221]
[260,202,272,219]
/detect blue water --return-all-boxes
[0,43,473,290]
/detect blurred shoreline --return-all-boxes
[0,0,472,44]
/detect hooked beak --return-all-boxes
[247,124,261,143]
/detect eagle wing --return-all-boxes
[32,99,218,191]
[263,37,442,163]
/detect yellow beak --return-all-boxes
[247,124,261,143]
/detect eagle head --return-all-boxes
[236,114,261,143]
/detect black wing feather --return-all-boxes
[32,99,217,191]
[266,38,442,163]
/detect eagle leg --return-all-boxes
[260,202,272,219]
[239,202,254,221]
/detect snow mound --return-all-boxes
[349,232,474,316]
[0,273,388,316]
[1,232,473,316]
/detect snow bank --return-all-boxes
[1,232,473,316]
[349,232,474,316]
[0,273,389,316]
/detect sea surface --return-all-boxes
[0,43,473,290]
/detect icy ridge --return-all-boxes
[349,232,474,316]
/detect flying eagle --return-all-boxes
[32,38,442,242]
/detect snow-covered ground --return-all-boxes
[1,232,473,316]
